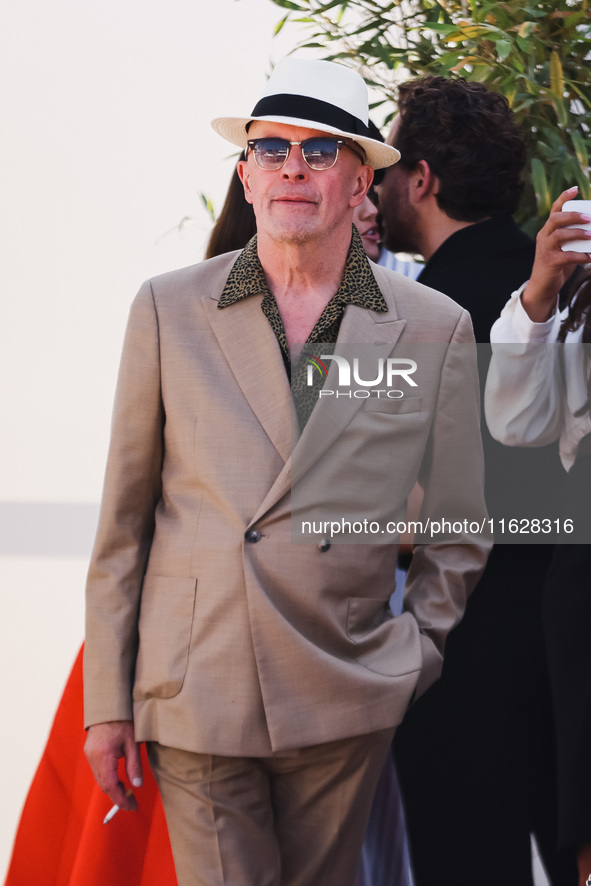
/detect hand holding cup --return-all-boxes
[521,187,591,322]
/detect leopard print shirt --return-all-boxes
[218,226,388,428]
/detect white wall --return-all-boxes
[1,0,310,504]
[0,0,313,876]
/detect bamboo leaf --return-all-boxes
[573,163,591,199]
[515,35,532,53]
[564,10,587,28]
[517,21,536,37]
[536,140,555,161]
[199,193,216,222]
[496,39,512,60]
[420,21,458,33]
[274,13,290,34]
[270,0,306,9]
[569,81,591,111]
[460,23,502,38]
[504,80,518,106]
[548,92,569,126]
[572,130,590,169]
[549,157,566,202]
[437,50,463,66]
[531,158,552,215]
[512,55,525,72]
[550,51,565,98]
[450,56,486,71]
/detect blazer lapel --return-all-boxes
[203,294,294,465]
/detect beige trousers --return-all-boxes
[148,727,395,886]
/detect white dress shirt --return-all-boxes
[378,249,423,280]
[485,284,591,472]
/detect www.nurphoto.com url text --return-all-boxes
[300,517,575,539]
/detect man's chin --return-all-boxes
[269,225,320,246]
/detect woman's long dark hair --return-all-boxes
[204,154,256,260]
[558,265,591,415]
[558,266,591,342]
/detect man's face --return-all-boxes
[237,121,372,246]
[377,119,421,255]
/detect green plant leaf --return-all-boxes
[571,130,589,168]
[270,0,306,8]
[420,21,458,33]
[569,81,591,111]
[573,163,591,198]
[550,93,569,126]
[504,79,518,105]
[495,39,512,59]
[549,158,566,201]
[264,0,591,224]
[274,13,290,34]
[531,157,552,214]
[517,21,537,38]
[199,193,216,222]
[437,50,463,68]
[550,51,565,98]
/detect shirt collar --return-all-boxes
[218,226,387,313]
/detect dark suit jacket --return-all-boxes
[418,216,564,587]
[417,215,535,343]
[394,216,568,885]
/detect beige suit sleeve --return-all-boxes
[404,308,491,697]
[84,281,164,727]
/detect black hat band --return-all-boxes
[250,94,370,138]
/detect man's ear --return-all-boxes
[237,159,254,205]
[410,160,438,203]
[349,164,374,208]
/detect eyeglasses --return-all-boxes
[246,137,365,171]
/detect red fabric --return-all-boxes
[4,645,177,886]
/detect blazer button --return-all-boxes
[245,529,262,543]
[318,539,331,552]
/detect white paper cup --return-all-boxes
[561,199,591,252]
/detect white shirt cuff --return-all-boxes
[492,283,561,343]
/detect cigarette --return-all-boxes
[103,788,134,824]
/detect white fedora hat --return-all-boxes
[211,57,400,170]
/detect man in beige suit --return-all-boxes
[84,58,490,886]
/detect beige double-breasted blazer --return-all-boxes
[84,250,489,756]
